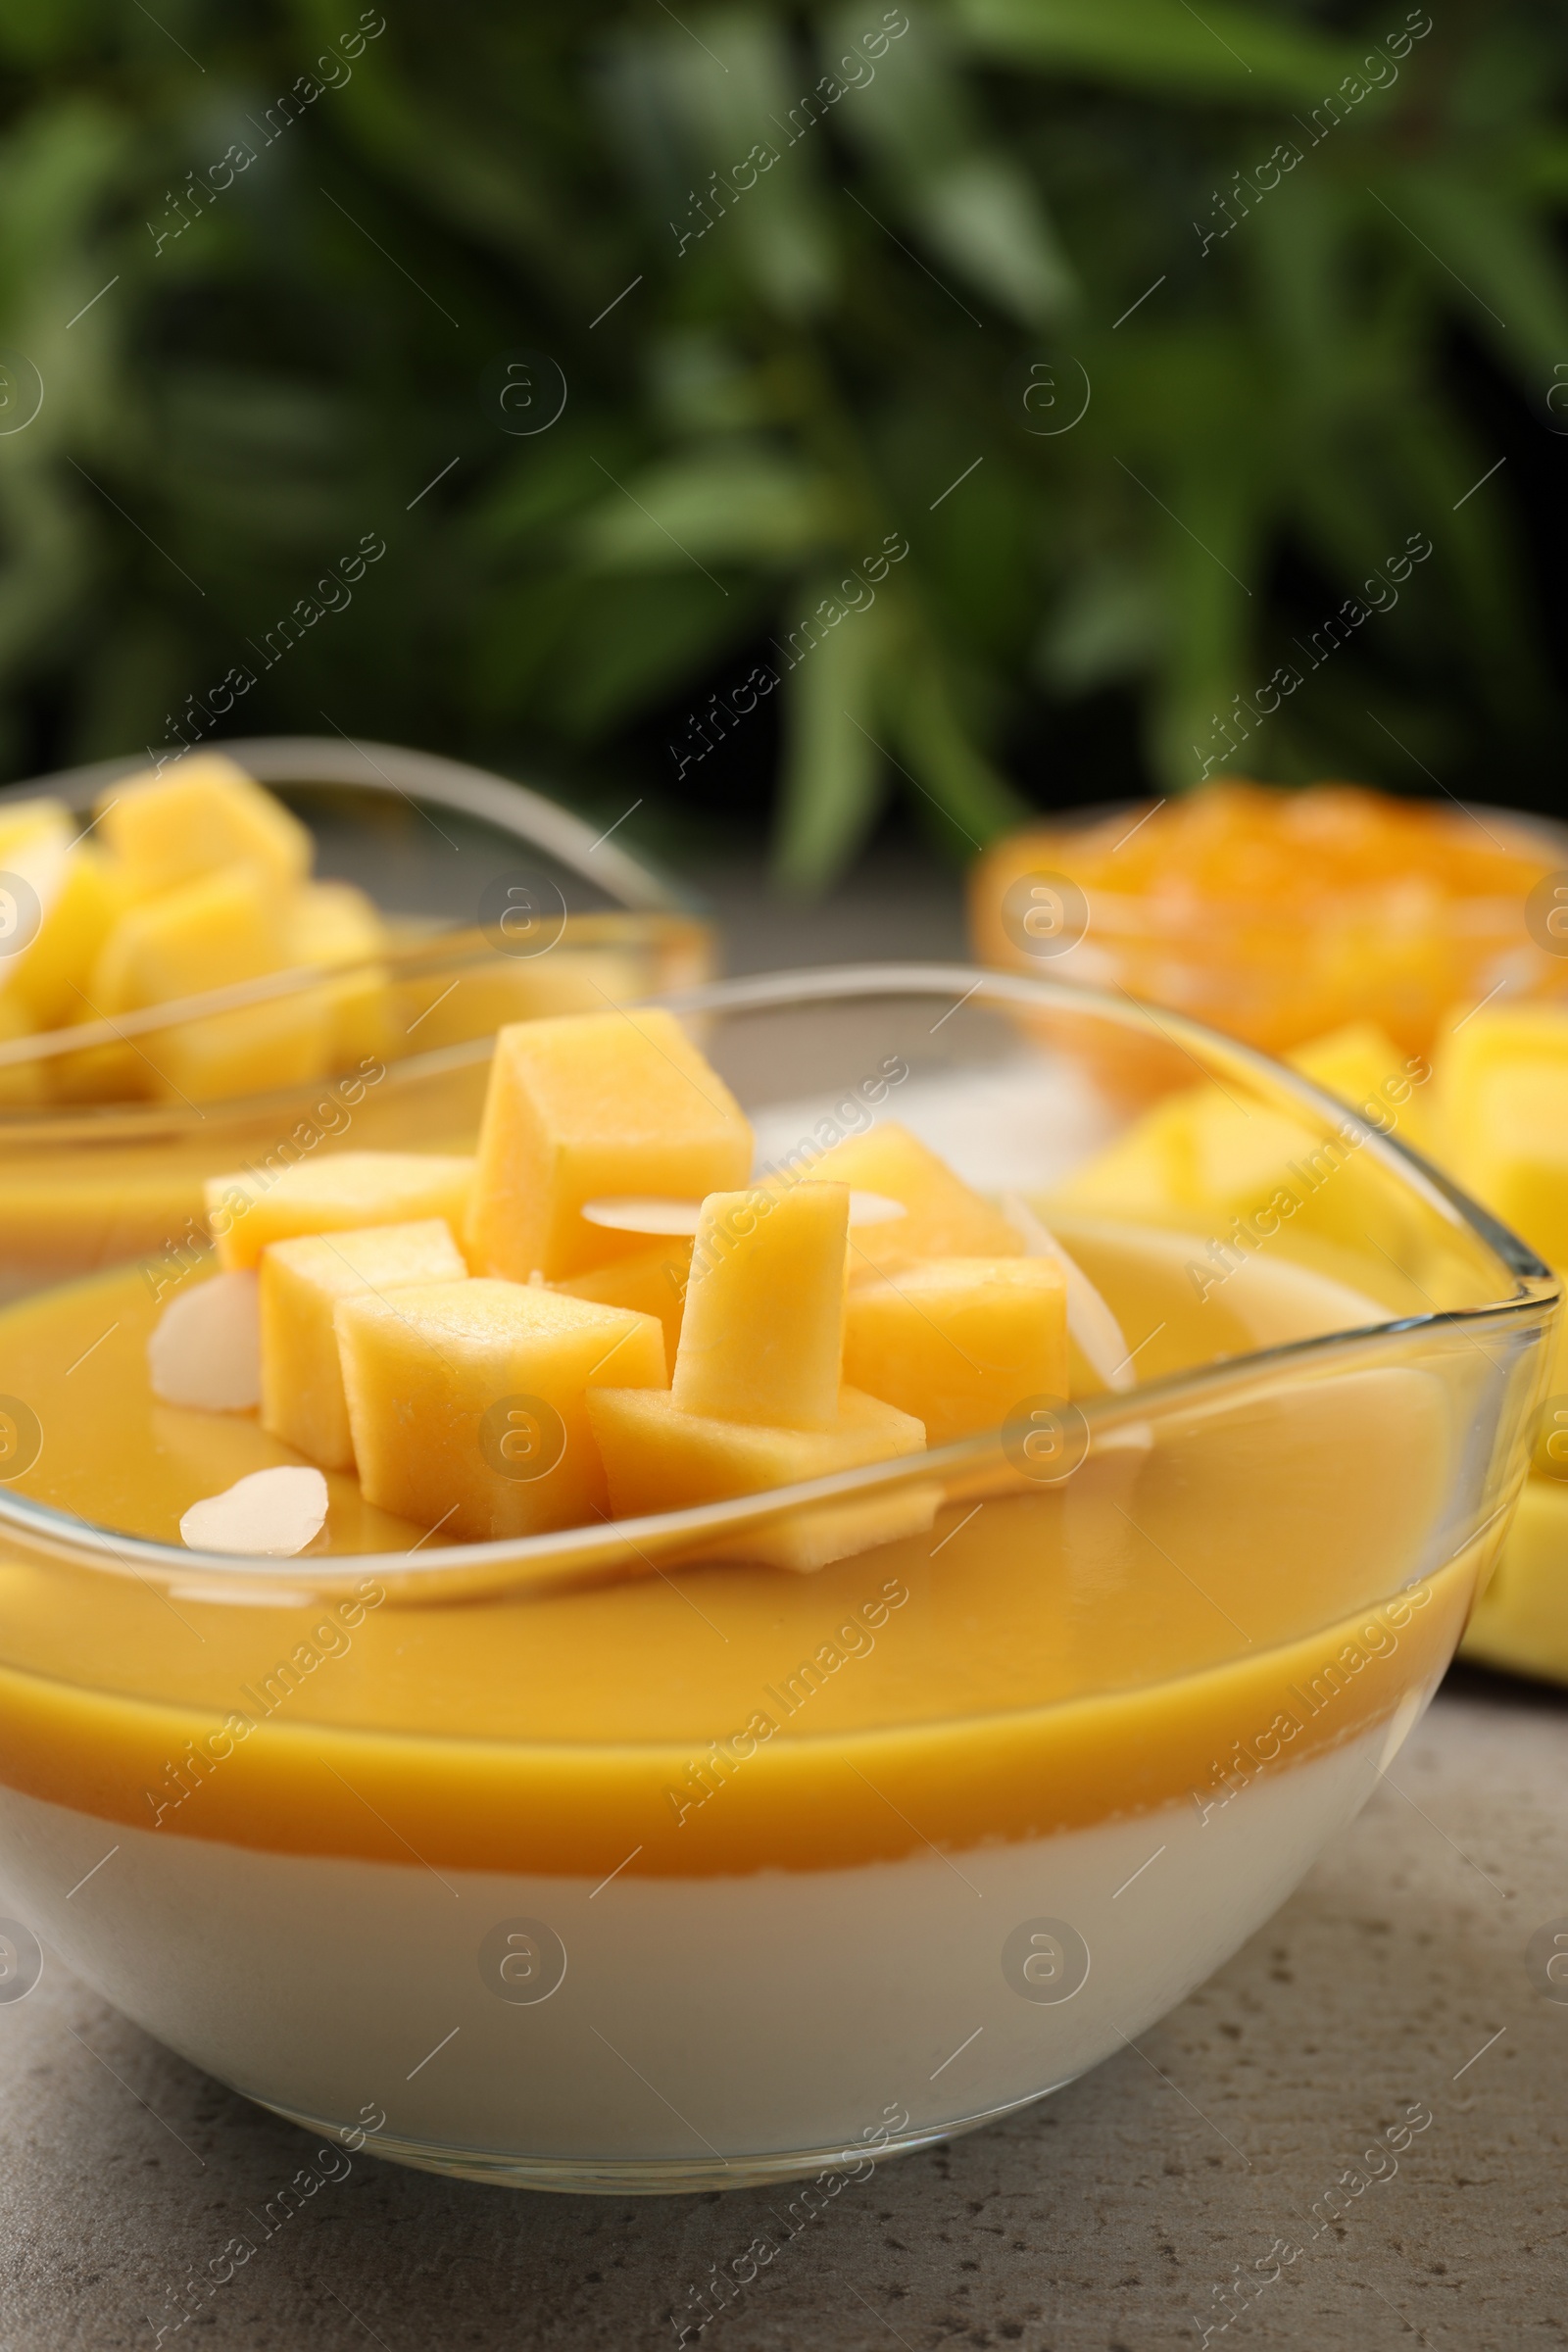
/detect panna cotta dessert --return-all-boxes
[0,968,1549,2189]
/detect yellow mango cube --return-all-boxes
[806,1124,1023,1279]
[586,1383,929,1570]
[1461,1478,1568,1683]
[48,1026,148,1104]
[0,991,45,1106]
[260,1218,467,1471]
[287,880,394,1067]
[1051,1073,1415,1265]
[207,1150,475,1271]
[554,1238,691,1360]
[1432,1004,1568,1261]
[843,1256,1068,1445]
[337,1278,666,1539]
[672,1183,848,1430]
[1047,1096,1192,1222]
[0,797,70,862]
[96,755,312,897]
[0,804,128,1036]
[1435,1000,1568,1133]
[1288,1020,1436,1157]
[466,1006,753,1280]
[90,864,286,1015]
[146,993,333,1104]
[396,947,645,1054]
[1442,1064,1568,1263]
[8,843,125,1033]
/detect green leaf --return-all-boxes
[554,575,768,740]
[953,0,1356,102]
[1037,555,1163,693]
[830,8,1074,320]
[577,448,834,571]
[1381,170,1568,376]
[775,591,889,888]
[884,647,1027,852]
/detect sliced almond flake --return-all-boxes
[582,1189,907,1237]
[581,1197,703,1236]
[179,1465,328,1556]
[845,1191,906,1227]
[1002,1192,1138,1396]
[147,1270,261,1410]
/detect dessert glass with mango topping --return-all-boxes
[0,968,1552,2192]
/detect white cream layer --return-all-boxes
[0,1710,1412,2168]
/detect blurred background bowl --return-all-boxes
[0,739,712,1294]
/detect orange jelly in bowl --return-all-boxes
[970,780,1568,1058]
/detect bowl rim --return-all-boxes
[0,961,1555,1603]
[971,793,1568,930]
[0,908,702,1134]
[0,733,687,914]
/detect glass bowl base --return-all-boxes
[253,2088,1054,2195]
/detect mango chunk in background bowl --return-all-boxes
[1052,991,1568,1688]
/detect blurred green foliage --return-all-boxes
[0,0,1564,880]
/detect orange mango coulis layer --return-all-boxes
[0,1237,1488,1879]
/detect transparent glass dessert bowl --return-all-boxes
[0,967,1554,2194]
[0,736,709,1298]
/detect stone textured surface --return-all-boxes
[0,1668,1563,2351]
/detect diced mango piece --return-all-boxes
[586,1383,929,1570]
[0,991,45,1106]
[1288,1020,1436,1157]
[146,993,333,1105]
[1051,1073,1415,1263]
[260,1218,467,1471]
[48,1026,148,1104]
[288,878,385,965]
[672,1184,848,1431]
[1442,1064,1568,1263]
[554,1238,691,1360]
[337,1278,666,1539]
[287,880,394,1067]
[395,948,645,1054]
[1460,1477,1568,1683]
[466,1007,753,1281]
[1171,1097,1323,1217]
[90,865,286,1015]
[97,755,312,897]
[1047,1096,1192,1223]
[1435,1001,1568,1134]
[844,1256,1068,1445]
[7,842,125,1033]
[0,797,71,864]
[207,1150,475,1271]
[1432,1004,1568,1262]
[806,1123,1023,1279]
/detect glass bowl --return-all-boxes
[0,966,1553,2194]
[0,738,711,1297]
[968,796,1568,1060]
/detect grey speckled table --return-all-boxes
[1,1673,1564,2352]
[5,859,1565,2350]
